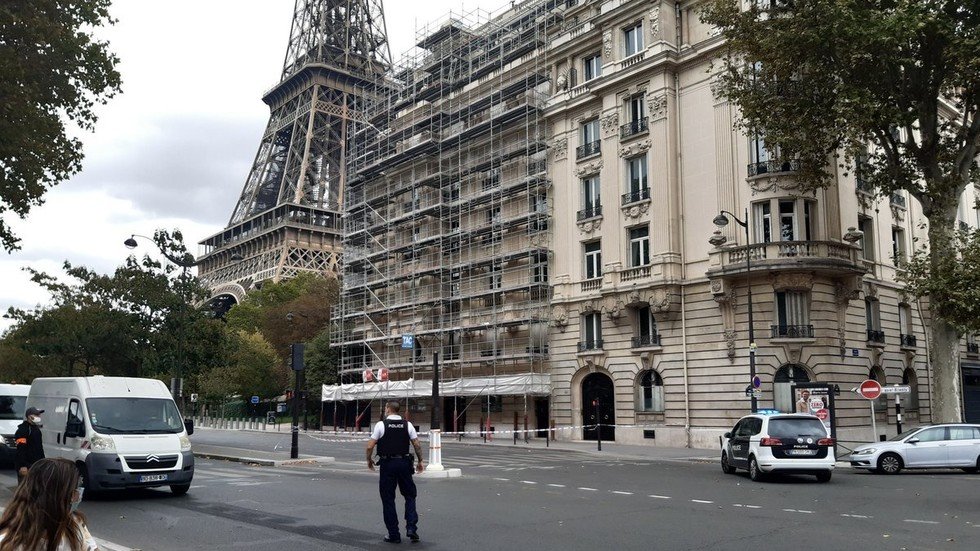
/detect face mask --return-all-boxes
[70,488,83,513]
[29,415,42,427]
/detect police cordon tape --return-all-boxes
[304,423,665,440]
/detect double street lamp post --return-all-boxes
[713,210,758,413]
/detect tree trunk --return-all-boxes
[929,316,963,423]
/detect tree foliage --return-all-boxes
[199,331,284,402]
[0,0,121,251]
[700,0,980,421]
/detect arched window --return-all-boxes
[902,368,919,412]
[637,370,664,413]
[773,364,810,413]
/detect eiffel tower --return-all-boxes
[197,0,390,306]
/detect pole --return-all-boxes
[743,208,758,414]
[289,343,305,460]
[430,352,440,431]
[870,400,877,443]
[895,394,903,434]
[594,399,602,452]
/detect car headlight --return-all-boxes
[855,448,877,455]
[179,434,192,452]
[89,434,116,452]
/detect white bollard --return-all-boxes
[427,429,444,471]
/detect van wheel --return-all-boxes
[815,471,832,483]
[77,463,97,499]
[170,483,191,496]
[876,453,903,474]
[748,457,765,482]
[721,452,737,474]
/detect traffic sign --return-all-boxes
[880,385,911,395]
[752,376,762,389]
[744,386,762,398]
[814,408,830,421]
[857,380,882,400]
[401,334,415,349]
[250,395,259,404]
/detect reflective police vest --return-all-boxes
[377,418,410,456]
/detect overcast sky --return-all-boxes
[0,0,504,333]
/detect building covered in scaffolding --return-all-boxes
[329,1,565,434]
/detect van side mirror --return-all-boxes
[65,418,85,439]
[184,418,194,436]
[723,432,732,439]
[906,437,919,445]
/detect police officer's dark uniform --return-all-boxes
[366,403,424,544]
[14,407,45,484]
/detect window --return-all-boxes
[626,155,648,194]
[581,312,602,349]
[754,199,815,243]
[858,215,875,261]
[634,306,659,347]
[949,426,980,440]
[489,264,502,290]
[899,304,915,347]
[487,206,501,225]
[584,54,602,81]
[629,226,650,267]
[624,22,644,56]
[773,365,810,413]
[749,134,773,164]
[753,201,772,243]
[915,427,945,442]
[773,291,810,337]
[532,262,549,284]
[637,370,664,412]
[865,298,883,342]
[892,227,906,265]
[902,369,919,412]
[626,95,645,124]
[584,241,602,279]
[582,119,599,145]
[582,176,601,213]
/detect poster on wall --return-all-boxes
[794,386,832,432]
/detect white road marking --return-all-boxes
[691,499,714,504]
[841,514,872,519]
[782,509,813,514]
[521,480,537,485]
[904,519,939,525]
[548,484,566,488]
[648,495,672,500]
[611,491,633,495]
[493,478,510,481]
[744,505,762,509]
[578,487,598,491]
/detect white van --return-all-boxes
[1,383,31,464]
[27,376,194,495]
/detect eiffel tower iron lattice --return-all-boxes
[197,0,390,305]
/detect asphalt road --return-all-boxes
[1,429,977,550]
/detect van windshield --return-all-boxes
[86,398,183,434]
[0,396,26,420]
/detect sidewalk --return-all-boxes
[192,443,334,467]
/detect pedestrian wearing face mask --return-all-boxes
[14,407,45,485]
[0,457,99,550]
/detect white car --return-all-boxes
[721,413,836,482]
[846,424,980,474]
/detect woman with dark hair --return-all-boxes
[0,457,99,551]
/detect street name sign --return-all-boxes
[880,385,911,395]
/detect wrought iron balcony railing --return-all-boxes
[747,158,800,177]
[621,187,650,205]
[968,342,979,354]
[900,334,917,348]
[631,334,662,348]
[577,204,602,220]
[576,140,601,159]
[867,329,886,344]
[620,117,649,139]
[770,325,814,339]
[577,339,604,352]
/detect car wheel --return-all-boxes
[77,463,97,499]
[748,456,765,482]
[170,483,191,496]
[815,470,832,483]
[876,453,903,474]
[721,452,737,474]
[963,457,980,474]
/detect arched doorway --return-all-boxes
[774,364,810,412]
[582,373,615,441]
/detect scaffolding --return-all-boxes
[332,0,568,432]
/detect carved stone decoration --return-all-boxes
[600,113,619,138]
[555,69,568,93]
[649,4,661,41]
[605,299,625,321]
[650,288,672,313]
[602,29,613,59]
[577,218,602,235]
[619,139,652,158]
[891,204,906,223]
[626,289,643,306]
[552,305,568,331]
[552,137,567,161]
[623,201,651,220]
[749,176,801,194]
[648,93,668,121]
[710,278,726,296]
[724,329,737,362]
[834,279,862,305]
[865,282,879,299]
[574,160,603,176]
[771,272,814,291]
[838,328,847,359]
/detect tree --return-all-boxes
[701,0,980,421]
[0,0,121,252]
[199,330,285,403]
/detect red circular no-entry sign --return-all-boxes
[858,379,882,400]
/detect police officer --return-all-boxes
[366,401,425,544]
[15,407,45,484]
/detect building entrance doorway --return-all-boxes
[582,373,615,441]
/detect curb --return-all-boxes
[193,451,335,467]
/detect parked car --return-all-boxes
[846,423,980,474]
[721,413,836,482]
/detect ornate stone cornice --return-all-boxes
[622,201,651,220]
[619,139,652,158]
[574,160,603,176]
[648,93,668,121]
[577,217,601,235]
[600,113,619,138]
[602,30,613,59]
[552,137,567,161]
[771,272,814,291]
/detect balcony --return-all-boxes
[632,334,662,348]
[581,278,603,292]
[577,339,604,352]
[867,329,886,345]
[968,342,979,355]
[576,140,601,160]
[707,240,866,280]
[771,325,815,339]
[577,204,602,221]
[900,334,917,349]
[747,158,800,177]
[621,187,650,205]
[620,117,649,139]
[890,192,907,208]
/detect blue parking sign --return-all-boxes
[402,334,414,349]
[251,395,259,404]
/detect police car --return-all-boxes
[720,412,836,482]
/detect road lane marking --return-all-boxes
[548,484,566,488]
[691,499,714,504]
[648,495,671,499]
[578,487,598,491]
[521,480,537,485]
[841,514,872,519]
[744,505,762,509]
[611,491,633,495]
[783,509,814,514]
[493,478,510,481]
[904,519,939,525]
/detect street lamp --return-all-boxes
[713,209,758,413]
